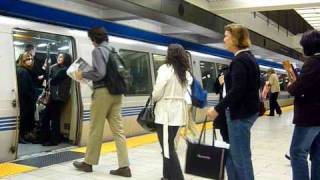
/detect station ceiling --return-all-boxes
[24,0,316,64]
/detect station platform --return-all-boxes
[1,106,294,180]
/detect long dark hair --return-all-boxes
[165,44,190,85]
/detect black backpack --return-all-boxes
[99,46,131,95]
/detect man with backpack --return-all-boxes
[73,27,131,177]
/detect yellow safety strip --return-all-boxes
[0,163,36,178]
[2,105,293,178]
[72,106,294,154]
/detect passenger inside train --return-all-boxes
[14,29,77,155]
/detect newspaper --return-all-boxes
[67,57,93,88]
[282,60,297,82]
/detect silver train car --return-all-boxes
[0,12,293,162]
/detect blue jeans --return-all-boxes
[290,126,320,180]
[225,110,257,180]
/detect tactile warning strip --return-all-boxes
[14,151,84,168]
[0,163,35,177]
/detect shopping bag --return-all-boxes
[185,117,226,180]
[136,95,156,132]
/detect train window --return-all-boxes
[200,61,218,93]
[119,49,152,95]
[13,29,74,88]
[152,54,166,78]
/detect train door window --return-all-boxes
[13,28,76,156]
[13,29,74,88]
[119,49,152,95]
[152,54,166,78]
[200,61,217,93]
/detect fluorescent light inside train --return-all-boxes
[37,43,47,47]
[13,41,24,46]
[58,46,69,50]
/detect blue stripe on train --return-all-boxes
[0,0,283,69]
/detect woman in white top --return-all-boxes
[152,44,192,180]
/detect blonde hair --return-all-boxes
[18,52,33,69]
[225,23,251,49]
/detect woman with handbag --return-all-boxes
[152,44,193,180]
[40,53,72,146]
[16,52,38,144]
[207,24,260,180]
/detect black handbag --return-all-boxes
[185,117,226,180]
[136,95,156,132]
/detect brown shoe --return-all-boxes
[110,167,132,177]
[73,161,92,172]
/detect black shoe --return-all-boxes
[110,167,132,177]
[268,114,275,116]
[73,161,93,172]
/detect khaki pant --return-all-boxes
[84,88,129,167]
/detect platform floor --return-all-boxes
[2,107,294,180]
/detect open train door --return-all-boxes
[0,28,19,162]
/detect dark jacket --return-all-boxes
[287,55,320,127]
[215,51,260,120]
[49,64,71,102]
[16,66,37,104]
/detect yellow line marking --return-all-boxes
[0,105,293,178]
[0,163,36,178]
[72,106,293,155]
[71,122,213,154]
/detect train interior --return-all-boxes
[13,29,79,158]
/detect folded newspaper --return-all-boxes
[67,57,93,88]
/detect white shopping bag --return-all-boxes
[67,57,93,88]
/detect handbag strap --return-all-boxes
[145,94,153,107]
[198,116,208,144]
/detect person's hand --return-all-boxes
[38,75,44,80]
[288,70,297,82]
[75,70,83,81]
[207,107,219,121]
[218,75,224,85]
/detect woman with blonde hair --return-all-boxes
[16,52,37,143]
[207,24,260,180]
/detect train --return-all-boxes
[0,1,293,163]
